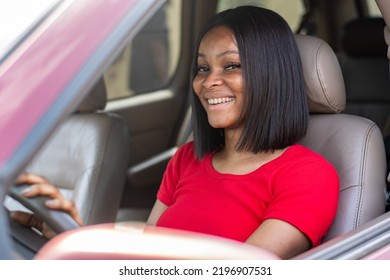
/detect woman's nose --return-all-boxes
[203,71,223,89]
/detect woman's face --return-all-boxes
[193,25,244,130]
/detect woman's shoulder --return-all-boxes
[287,144,330,162]
[276,144,337,176]
[168,141,205,175]
[284,144,338,178]
[176,141,195,156]
[171,141,198,164]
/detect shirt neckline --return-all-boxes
[204,144,299,180]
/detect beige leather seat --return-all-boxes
[296,34,387,241]
[6,79,129,225]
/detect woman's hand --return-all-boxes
[10,172,83,239]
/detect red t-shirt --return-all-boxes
[156,142,339,247]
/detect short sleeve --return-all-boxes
[263,155,339,247]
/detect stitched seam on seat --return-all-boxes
[315,41,339,111]
[355,123,377,228]
[88,116,128,224]
[84,117,115,224]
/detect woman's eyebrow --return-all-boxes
[217,50,239,58]
[197,50,239,59]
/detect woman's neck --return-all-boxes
[213,128,288,175]
[223,127,242,153]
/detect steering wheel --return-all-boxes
[9,184,80,234]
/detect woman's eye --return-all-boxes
[225,63,241,71]
[197,66,209,73]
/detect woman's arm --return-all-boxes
[147,199,168,225]
[246,219,311,259]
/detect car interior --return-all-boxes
[4,0,390,259]
[23,31,388,260]
[114,0,390,225]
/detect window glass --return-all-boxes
[366,0,382,17]
[0,0,60,61]
[217,0,304,32]
[104,0,181,100]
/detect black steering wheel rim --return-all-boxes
[8,184,80,234]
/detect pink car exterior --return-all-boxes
[0,0,158,168]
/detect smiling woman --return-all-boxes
[193,25,243,130]
[147,6,339,259]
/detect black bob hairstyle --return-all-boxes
[190,6,308,159]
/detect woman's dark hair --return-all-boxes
[190,6,308,159]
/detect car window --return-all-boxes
[366,0,382,17]
[104,0,181,100]
[217,0,304,32]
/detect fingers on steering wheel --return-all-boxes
[16,173,84,226]
[45,199,84,226]
[10,211,44,232]
[21,183,61,199]
[19,184,82,222]
[16,172,49,185]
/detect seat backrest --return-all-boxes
[6,79,129,225]
[336,17,390,137]
[296,34,387,241]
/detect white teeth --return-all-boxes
[207,97,235,105]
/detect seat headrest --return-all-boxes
[295,34,346,113]
[341,18,387,57]
[76,78,107,113]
